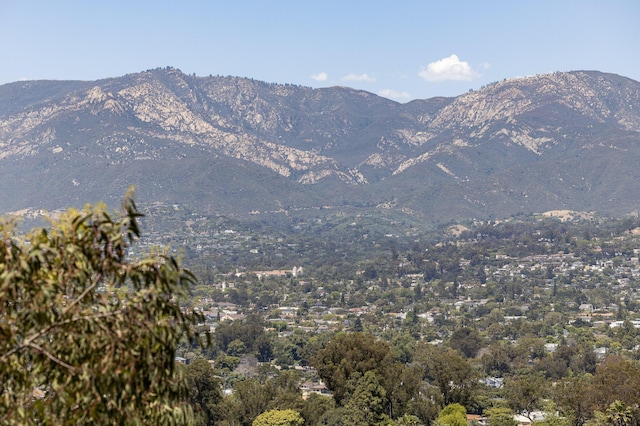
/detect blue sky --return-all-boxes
[1,0,638,101]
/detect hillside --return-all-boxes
[1,68,639,224]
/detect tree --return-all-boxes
[484,407,517,426]
[353,317,364,332]
[215,314,268,355]
[312,332,395,406]
[252,409,304,426]
[299,393,335,426]
[0,193,203,425]
[227,338,248,357]
[405,383,442,425]
[552,374,595,425]
[183,358,223,425]
[549,355,637,425]
[342,371,391,426]
[504,372,547,420]
[417,345,478,407]
[591,356,640,410]
[317,407,349,426]
[481,342,512,376]
[605,400,634,426]
[312,331,422,420]
[223,378,273,425]
[267,370,304,412]
[531,401,572,426]
[394,414,422,425]
[386,363,424,419]
[435,403,467,426]
[448,327,483,358]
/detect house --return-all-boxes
[220,311,246,321]
[467,414,487,425]
[514,411,546,425]
[278,306,299,317]
[481,377,504,388]
[579,303,594,312]
[254,270,290,279]
[300,381,331,399]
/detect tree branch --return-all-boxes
[26,342,77,372]
[0,272,107,363]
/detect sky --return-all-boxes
[0,1,639,102]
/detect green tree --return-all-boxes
[225,378,273,425]
[552,374,595,425]
[448,327,483,358]
[605,400,634,426]
[299,393,335,426]
[0,193,203,425]
[386,363,424,419]
[221,372,305,426]
[342,371,391,426]
[394,413,421,425]
[405,382,442,425]
[215,314,267,355]
[504,372,547,421]
[252,409,304,426]
[591,356,640,410]
[532,401,572,426]
[484,407,517,426]
[183,358,223,426]
[312,331,421,420]
[417,345,478,407]
[353,317,364,332]
[214,354,241,372]
[317,407,349,426]
[312,332,395,406]
[227,338,248,357]
[435,403,467,426]
[267,370,304,412]
[481,342,512,376]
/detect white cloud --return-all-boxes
[341,73,376,83]
[378,89,412,101]
[310,72,328,82]
[418,54,480,82]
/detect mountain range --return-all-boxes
[1,67,639,225]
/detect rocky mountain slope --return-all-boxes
[1,68,639,224]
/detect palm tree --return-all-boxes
[606,400,633,426]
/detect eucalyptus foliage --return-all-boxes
[0,193,203,425]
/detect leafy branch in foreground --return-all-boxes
[0,191,204,425]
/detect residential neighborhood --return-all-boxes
[142,208,640,425]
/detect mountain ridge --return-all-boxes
[1,68,639,224]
